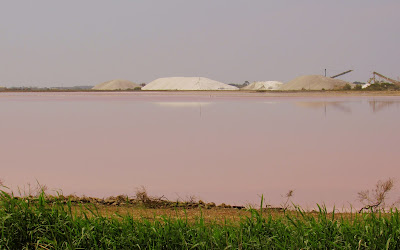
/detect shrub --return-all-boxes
[365,82,400,91]
[358,178,394,212]
[342,84,352,90]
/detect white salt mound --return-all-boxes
[362,83,371,89]
[280,75,354,90]
[92,79,140,90]
[142,77,238,90]
[242,81,284,90]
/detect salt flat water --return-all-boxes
[1,92,399,210]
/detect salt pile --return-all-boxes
[142,77,238,90]
[280,75,354,90]
[242,81,284,90]
[362,83,371,89]
[92,79,140,90]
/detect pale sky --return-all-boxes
[1,0,399,87]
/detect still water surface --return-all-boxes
[1,92,399,210]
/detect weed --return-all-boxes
[281,189,294,212]
[134,186,168,208]
[135,186,151,203]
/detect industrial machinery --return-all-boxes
[331,70,353,79]
[368,72,400,86]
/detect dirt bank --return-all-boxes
[2,89,400,98]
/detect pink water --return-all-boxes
[1,92,399,210]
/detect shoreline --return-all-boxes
[1,90,400,98]
[1,192,364,215]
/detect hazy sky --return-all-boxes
[1,1,399,87]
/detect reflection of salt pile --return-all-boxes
[142,77,238,90]
[242,81,283,90]
[155,102,211,107]
[280,75,353,90]
[296,101,352,113]
[92,79,140,90]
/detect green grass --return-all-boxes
[1,191,400,249]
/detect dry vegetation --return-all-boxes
[3,178,399,216]
[358,178,395,212]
